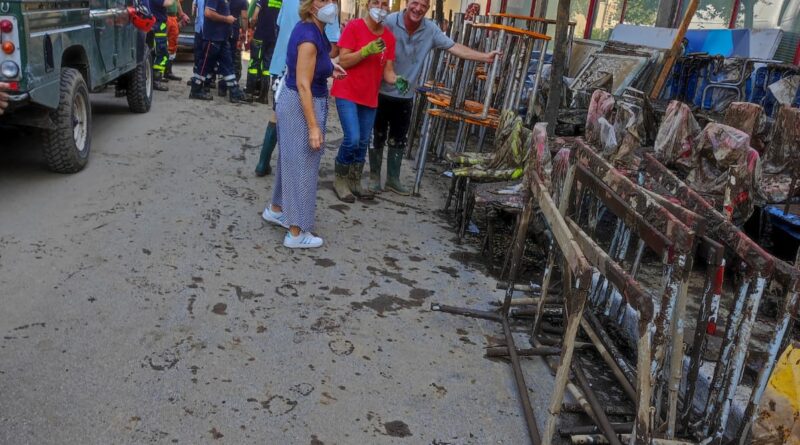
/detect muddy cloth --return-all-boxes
[585,89,615,148]
[597,117,617,155]
[653,100,701,167]
[530,122,553,191]
[758,105,800,204]
[763,105,800,175]
[549,139,575,204]
[453,110,529,181]
[723,102,766,153]
[759,174,796,204]
[685,123,762,224]
[767,75,800,106]
[610,101,643,169]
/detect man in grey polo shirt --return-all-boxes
[368,0,500,196]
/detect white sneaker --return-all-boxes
[262,205,289,229]
[283,231,324,249]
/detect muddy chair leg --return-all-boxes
[481,208,496,257]
[444,175,458,212]
[458,183,475,243]
[453,177,465,220]
[500,213,523,281]
[458,178,472,241]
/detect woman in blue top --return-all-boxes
[261,0,345,249]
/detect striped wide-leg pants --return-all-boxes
[271,87,328,233]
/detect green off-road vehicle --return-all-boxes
[0,0,153,172]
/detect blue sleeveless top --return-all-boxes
[285,22,334,98]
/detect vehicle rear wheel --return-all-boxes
[127,49,153,113]
[42,68,91,174]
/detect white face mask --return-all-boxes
[316,3,338,24]
[369,7,388,23]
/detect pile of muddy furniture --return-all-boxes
[432,76,800,442]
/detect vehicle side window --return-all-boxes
[89,0,105,8]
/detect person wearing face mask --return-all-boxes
[253,0,340,176]
[329,0,408,203]
[260,0,346,249]
[369,0,500,196]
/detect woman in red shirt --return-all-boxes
[330,0,407,202]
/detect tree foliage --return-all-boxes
[623,0,661,25]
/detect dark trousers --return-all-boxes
[193,39,235,85]
[246,38,276,92]
[373,93,413,150]
[193,32,203,64]
[153,21,168,75]
[230,25,242,81]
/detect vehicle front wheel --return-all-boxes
[127,49,153,113]
[42,68,91,173]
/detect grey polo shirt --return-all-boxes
[380,11,455,100]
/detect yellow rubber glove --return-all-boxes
[360,38,385,57]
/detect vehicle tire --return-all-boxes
[42,68,92,174]
[127,49,153,113]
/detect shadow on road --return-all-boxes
[0,93,134,177]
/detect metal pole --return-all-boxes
[572,362,625,445]
[527,39,549,125]
[728,0,741,29]
[544,0,571,136]
[481,29,504,119]
[583,0,598,39]
[412,111,434,195]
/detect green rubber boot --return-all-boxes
[385,145,411,196]
[334,161,355,203]
[255,121,277,176]
[368,146,383,193]
[349,162,374,200]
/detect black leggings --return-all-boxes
[373,94,413,150]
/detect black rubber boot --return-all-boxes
[229,85,250,104]
[385,143,411,196]
[154,71,169,91]
[368,146,383,193]
[245,75,260,101]
[189,79,213,100]
[165,60,182,81]
[255,121,277,176]
[217,81,228,97]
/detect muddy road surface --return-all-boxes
[0,63,553,444]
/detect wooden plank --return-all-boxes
[649,0,700,100]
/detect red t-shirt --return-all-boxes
[331,18,396,108]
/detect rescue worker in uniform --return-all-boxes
[218,0,248,96]
[190,0,249,101]
[150,0,174,91]
[245,0,281,102]
[165,0,190,81]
